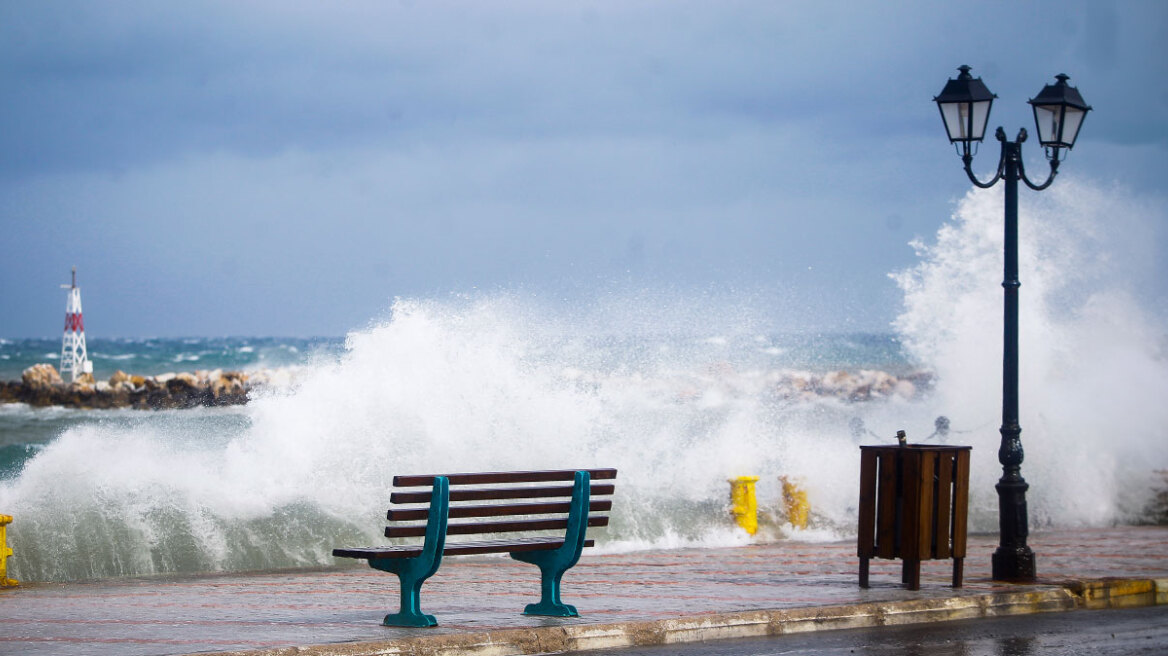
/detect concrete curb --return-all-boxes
[202,578,1167,656]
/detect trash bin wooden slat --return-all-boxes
[857,444,971,590]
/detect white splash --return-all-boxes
[892,178,1168,528]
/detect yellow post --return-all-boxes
[780,476,810,529]
[0,514,18,587]
[728,476,760,535]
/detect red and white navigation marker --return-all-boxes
[60,266,93,383]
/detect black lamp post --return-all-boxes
[933,65,1091,582]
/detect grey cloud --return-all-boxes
[1,0,1165,337]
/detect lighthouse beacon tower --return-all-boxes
[60,266,93,383]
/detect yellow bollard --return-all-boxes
[728,476,760,535]
[780,476,810,529]
[0,514,18,587]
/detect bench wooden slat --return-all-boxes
[386,515,608,538]
[393,468,617,487]
[388,499,612,522]
[333,544,421,559]
[391,483,615,504]
[333,537,597,561]
[445,537,596,556]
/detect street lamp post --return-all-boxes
[933,65,1091,582]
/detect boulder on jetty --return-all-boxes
[21,363,62,388]
[0,364,262,410]
[769,369,931,402]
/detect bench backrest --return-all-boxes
[386,469,617,541]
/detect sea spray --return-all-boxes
[1,298,922,582]
[893,178,1168,528]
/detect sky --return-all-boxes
[1,0,1165,338]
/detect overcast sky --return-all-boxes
[1,0,1165,338]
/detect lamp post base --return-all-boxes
[992,546,1036,582]
[993,475,1036,583]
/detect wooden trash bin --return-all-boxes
[857,444,971,590]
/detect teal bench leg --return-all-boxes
[512,552,578,616]
[369,476,449,627]
[511,470,590,617]
[369,556,440,627]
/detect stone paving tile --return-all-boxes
[0,527,1166,656]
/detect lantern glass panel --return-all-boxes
[1032,105,1061,144]
[1059,106,1086,147]
[970,99,991,140]
[939,102,964,141]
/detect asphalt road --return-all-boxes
[583,605,1168,656]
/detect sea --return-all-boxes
[2,179,1166,584]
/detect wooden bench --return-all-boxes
[333,468,617,627]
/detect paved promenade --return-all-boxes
[2,527,1167,656]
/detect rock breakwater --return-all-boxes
[2,363,933,410]
[0,364,265,410]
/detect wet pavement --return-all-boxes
[1,527,1166,656]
